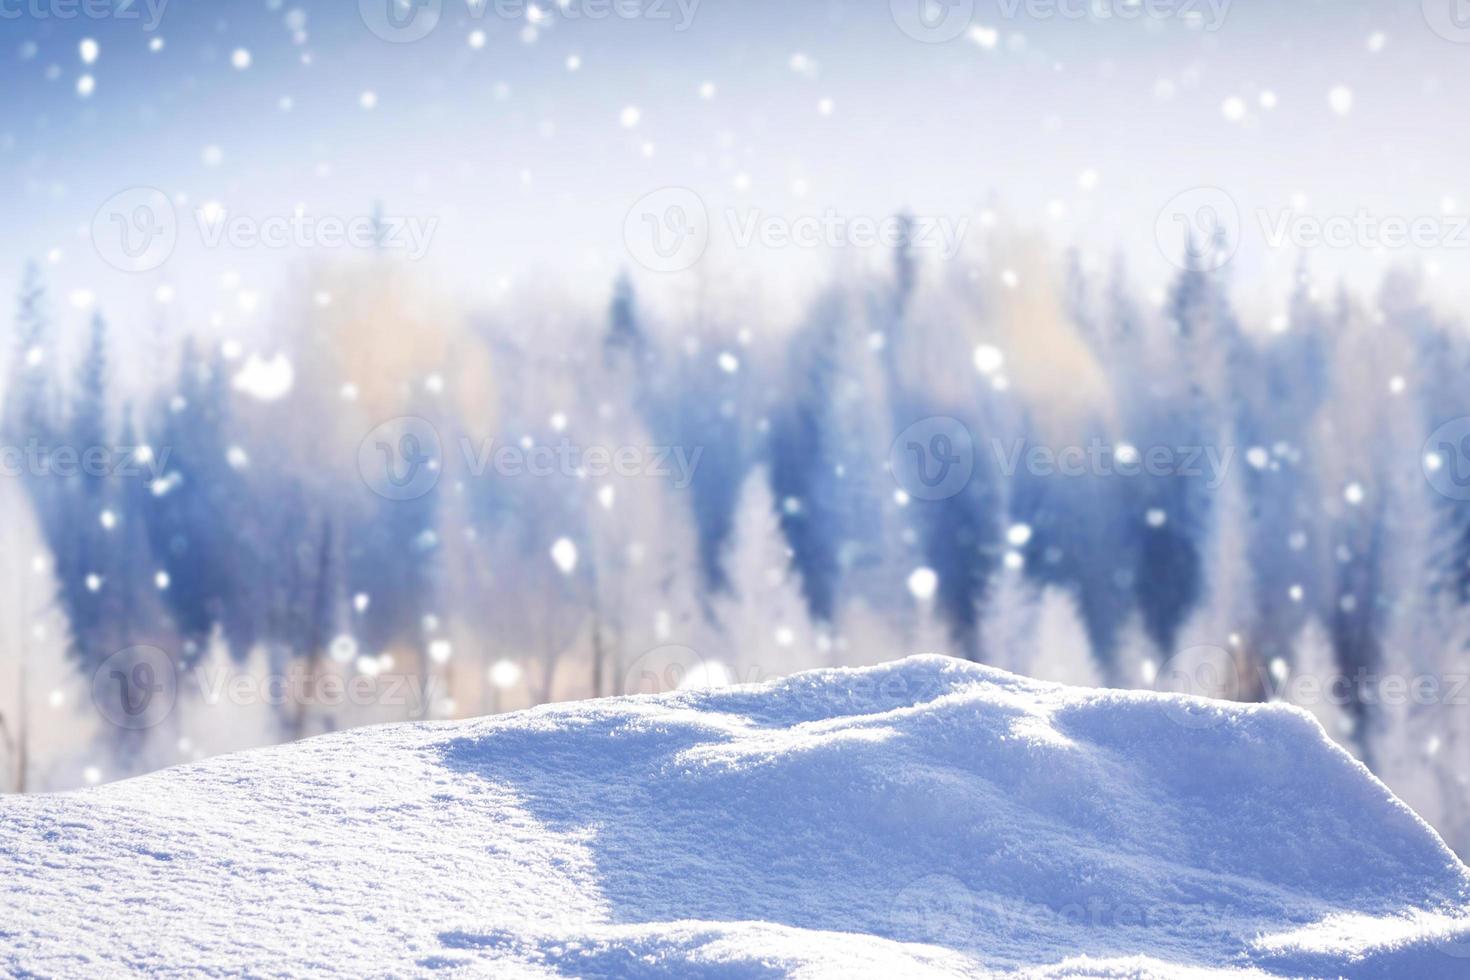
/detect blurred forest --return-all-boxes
[2,225,1468,859]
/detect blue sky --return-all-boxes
[4,0,1469,357]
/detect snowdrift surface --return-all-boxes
[3,657,1469,978]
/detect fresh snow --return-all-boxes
[2,655,1468,978]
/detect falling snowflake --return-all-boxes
[907,567,939,601]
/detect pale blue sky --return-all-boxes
[3,0,1468,357]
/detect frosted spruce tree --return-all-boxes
[1024,586,1102,688]
[709,466,818,682]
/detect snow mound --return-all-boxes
[3,655,1468,978]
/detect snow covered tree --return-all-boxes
[147,342,259,660]
[4,263,54,448]
[50,315,120,668]
[577,282,713,696]
[769,290,851,625]
[978,565,1040,676]
[0,484,46,790]
[1286,616,1354,748]
[1110,611,1159,691]
[1369,364,1468,851]
[1130,248,1243,655]
[1175,463,1262,701]
[709,466,818,681]
[1241,268,1330,668]
[1022,586,1102,688]
[771,285,910,626]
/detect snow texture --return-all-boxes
[2,655,1468,978]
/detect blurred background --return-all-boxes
[4,0,1470,859]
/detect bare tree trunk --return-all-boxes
[536,574,557,706]
[15,653,27,793]
[291,519,334,741]
[2,555,32,793]
[590,606,605,700]
[0,714,14,793]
